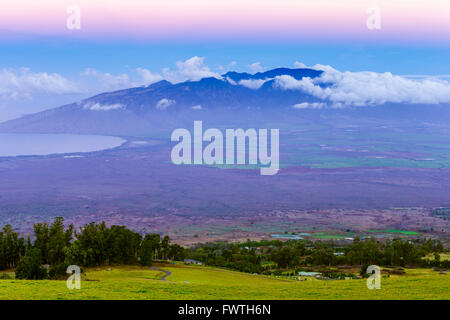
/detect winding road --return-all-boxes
[151,267,171,281]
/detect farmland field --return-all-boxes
[0,264,448,300]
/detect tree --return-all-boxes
[75,222,142,266]
[0,224,26,270]
[48,217,74,265]
[63,240,87,266]
[309,248,335,266]
[160,236,170,260]
[76,222,109,266]
[108,225,141,264]
[33,217,74,265]
[433,252,441,267]
[33,222,50,264]
[140,235,154,266]
[15,248,47,280]
[272,247,298,269]
[168,244,186,261]
[148,234,161,260]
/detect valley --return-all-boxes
[0,136,448,245]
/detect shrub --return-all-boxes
[15,248,47,280]
[49,263,70,280]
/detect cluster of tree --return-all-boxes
[185,237,447,274]
[339,237,444,267]
[0,225,30,270]
[0,218,186,279]
[1,218,448,280]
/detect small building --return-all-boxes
[333,252,345,256]
[184,259,203,265]
[298,271,321,277]
[271,234,304,240]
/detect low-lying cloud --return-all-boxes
[238,79,269,90]
[292,102,327,109]
[275,65,450,106]
[156,98,176,110]
[83,102,125,111]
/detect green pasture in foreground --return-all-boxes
[0,264,448,300]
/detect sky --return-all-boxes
[0,0,449,120]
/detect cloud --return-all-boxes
[309,64,337,73]
[248,62,264,73]
[0,68,80,99]
[156,98,175,110]
[82,68,131,91]
[135,68,163,86]
[403,74,450,80]
[226,77,237,85]
[83,57,222,90]
[164,56,222,83]
[82,67,164,91]
[275,75,325,97]
[238,79,268,90]
[293,61,308,68]
[218,61,237,72]
[191,105,202,110]
[274,66,450,106]
[292,102,327,109]
[83,102,125,111]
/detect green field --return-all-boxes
[0,264,448,300]
[366,229,419,236]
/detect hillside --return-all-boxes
[0,264,447,300]
[0,68,323,136]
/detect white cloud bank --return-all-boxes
[0,68,80,99]
[0,56,222,102]
[275,65,450,106]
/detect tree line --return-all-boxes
[0,217,447,280]
[186,237,447,274]
[0,217,185,279]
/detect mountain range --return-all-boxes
[0,67,448,137]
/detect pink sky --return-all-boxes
[1,0,449,44]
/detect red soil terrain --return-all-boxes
[0,143,448,243]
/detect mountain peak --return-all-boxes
[223,67,322,82]
[148,80,172,88]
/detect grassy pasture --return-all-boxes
[0,264,448,300]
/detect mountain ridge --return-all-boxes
[0,67,449,136]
